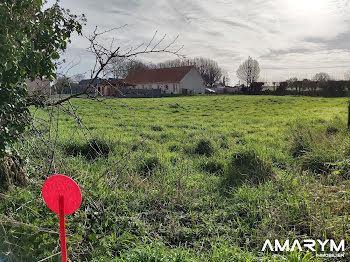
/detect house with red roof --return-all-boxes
[124,66,205,95]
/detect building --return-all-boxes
[96,78,135,96]
[211,84,226,94]
[124,66,205,95]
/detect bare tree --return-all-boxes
[344,70,350,81]
[236,56,260,87]
[286,77,298,91]
[313,72,331,82]
[105,58,151,79]
[70,73,85,83]
[35,28,183,107]
[104,57,126,79]
[154,57,223,87]
[272,81,277,91]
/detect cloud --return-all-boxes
[50,0,350,83]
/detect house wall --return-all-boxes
[135,83,180,94]
[179,68,205,94]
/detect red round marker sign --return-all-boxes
[42,174,82,262]
[42,174,82,215]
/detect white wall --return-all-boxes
[136,83,180,94]
[179,68,205,94]
[133,68,205,95]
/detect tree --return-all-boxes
[220,75,229,86]
[236,56,260,87]
[105,58,150,79]
[272,81,277,91]
[155,57,223,87]
[344,70,350,81]
[0,0,84,157]
[313,72,331,82]
[286,77,298,91]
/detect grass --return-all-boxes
[0,95,349,261]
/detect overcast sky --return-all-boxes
[49,0,350,84]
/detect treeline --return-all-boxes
[236,58,350,97]
[239,80,350,97]
[275,79,350,97]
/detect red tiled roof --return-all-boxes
[124,66,194,84]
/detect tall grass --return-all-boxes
[0,95,349,261]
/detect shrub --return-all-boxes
[194,139,214,156]
[223,147,273,186]
[332,159,350,180]
[63,137,113,160]
[138,155,161,174]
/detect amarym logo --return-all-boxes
[261,239,345,252]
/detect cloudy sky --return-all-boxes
[49,0,350,84]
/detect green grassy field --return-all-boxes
[1,95,349,261]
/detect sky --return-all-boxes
[48,0,350,84]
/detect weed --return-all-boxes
[138,154,161,174]
[223,147,273,186]
[198,158,224,174]
[194,138,214,156]
[63,137,113,159]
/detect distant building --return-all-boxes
[124,66,205,95]
[96,79,135,96]
[211,84,226,94]
[25,79,51,96]
[78,78,104,87]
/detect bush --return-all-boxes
[223,147,273,186]
[332,159,350,180]
[63,137,113,160]
[194,139,214,156]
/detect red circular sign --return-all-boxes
[42,175,82,215]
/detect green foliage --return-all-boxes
[198,158,224,174]
[194,138,214,156]
[224,147,273,186]
[63,137,114,160]
[138,154,161,174]
[288,117,350,174]
[0,0,84,157]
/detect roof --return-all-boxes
[98,78,124,86]
[79,78,104,86]
[124,66,194,85]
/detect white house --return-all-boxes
[124,66,205,95]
